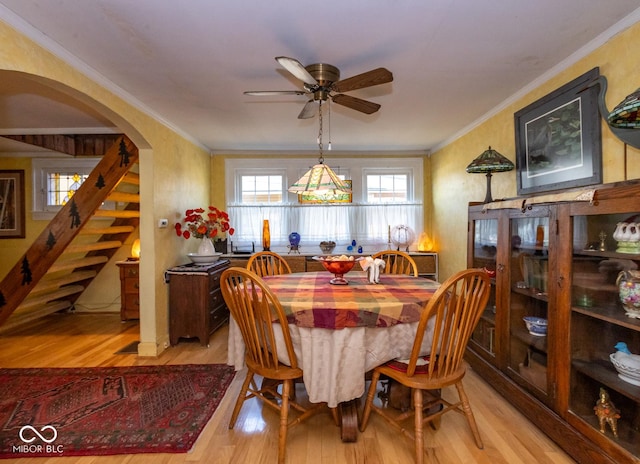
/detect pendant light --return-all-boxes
[288,101,351,195]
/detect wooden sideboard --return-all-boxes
[165,259,230,346]
[226,252,439,280]
[116,260,139,321]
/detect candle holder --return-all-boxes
[599,231,607,252]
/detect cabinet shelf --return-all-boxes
[569,411,640,459]
[511,325,548,352]
[479,308,495,324]
[574,249,640,260]
[573,359,640,403]
[512,286,549,302]
[572,304,640,332]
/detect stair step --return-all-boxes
[93,209,140,219]
[79,225,135,235]
[120,171,140,185]
[48,256,109,273]
[64,240,122,254]
[19,285,85,310]
[32,270,97,294]
[106,191,140,203]
[0,301,72,333]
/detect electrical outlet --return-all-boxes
[158,218,168,228]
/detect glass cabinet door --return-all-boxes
[469,216,498,360]
[568,210,640,458]
[508,213,551,404]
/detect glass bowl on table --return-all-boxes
[313,255,362,285]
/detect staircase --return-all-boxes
[0,136,139,330]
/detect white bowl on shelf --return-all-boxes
[187,252,222,265]
[523,316,547,336]
[610,353,640,386]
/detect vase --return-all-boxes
[617,270,640,318]
[262,220,271,251]
[214,239,227,254]
[197,237,215,255]
[288,232,300,254]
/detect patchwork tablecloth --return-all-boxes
[262,271,440,329]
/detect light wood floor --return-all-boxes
[0,313,576,464]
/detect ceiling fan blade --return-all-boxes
[332,67,393,93]
[244,90,307,96]
[275,56,317,86]
[332,94,381,114]
[298,100,317,119]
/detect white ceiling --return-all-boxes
[0,0,639,155]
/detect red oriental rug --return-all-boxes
[0,364,235,458]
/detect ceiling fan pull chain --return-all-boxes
[327,99,332,151]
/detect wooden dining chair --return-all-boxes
[247,251,292,277]
[360,268,491,464]
[372,250,419,277]
[220,267,323,464]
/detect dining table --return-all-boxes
[227,269,440,441]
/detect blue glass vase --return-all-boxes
[288,232,301,254]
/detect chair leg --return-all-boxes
[277,379,292,464]
[455,381,483,449]
[413,388,424,464]
[229,372,254,429]
[359,370,380,431]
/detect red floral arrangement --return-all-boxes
[175,206,235,240]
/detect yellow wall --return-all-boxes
[431,21,640,281]
[0,158,42,275]
[0,21,211,355]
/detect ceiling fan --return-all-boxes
[244,56,393,119]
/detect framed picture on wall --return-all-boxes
[514,67,602,195]
[0,170,25,238]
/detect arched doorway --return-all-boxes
[0,70,154,357]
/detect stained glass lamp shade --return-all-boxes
[608,87,640,129]
[465,146,514,203]
[287,162,351,195]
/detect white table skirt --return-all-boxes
[227,318,434,408]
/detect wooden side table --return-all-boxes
[165,259,230,346]
[116,260,140,321]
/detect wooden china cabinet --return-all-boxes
[466,181,640,464]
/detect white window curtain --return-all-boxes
[228,203,423,250]
[475,215,588,252]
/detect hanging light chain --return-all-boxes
[318,101,324,164]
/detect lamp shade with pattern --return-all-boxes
[466,146,514,203]
[287,163,351,195]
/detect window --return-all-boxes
[47,172,89,206]
[225,157,423,251]
[240,174,283,203]
[365,172,409,203]
[32,157,101,219]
